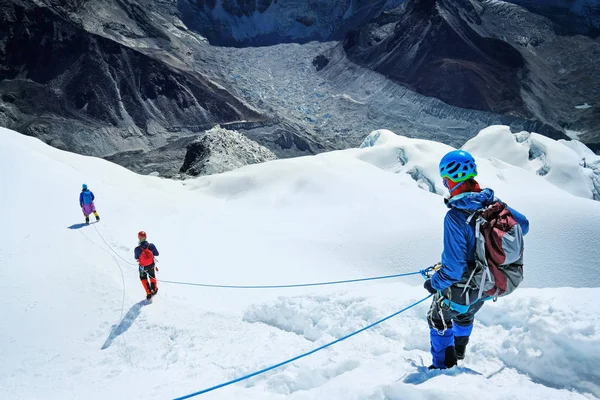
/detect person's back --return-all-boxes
[79,184,100,224]
[135,240,159,267]
[80,189,94,205]
[423,150,529,369]
[432,187,529,290]
[135,231,159,300]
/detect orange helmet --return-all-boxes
[138,231,147,241]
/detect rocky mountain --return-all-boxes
[0,0,267,157]
[343,0,600,148]
[507,0,600,36]
[177,0,404,46]
[0,0,598,177]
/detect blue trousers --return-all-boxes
[427,286,485,368]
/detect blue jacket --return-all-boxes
[79,189,95,206]
[135,241,159,263]
[431,188,529,291]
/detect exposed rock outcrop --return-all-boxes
[180,126,277,176]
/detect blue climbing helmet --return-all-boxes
[82,183,88,190]
[439,150,477,182]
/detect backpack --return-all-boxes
[464,201,524,302]
[138,245,155,267]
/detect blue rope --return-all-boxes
[173,294,433,399]
[159,271,422,289]
[91,225,432,290]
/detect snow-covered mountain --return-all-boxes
[1,126,599,399]
[2,0,599,178]
[463,126,600,200]
[361,125,600,201]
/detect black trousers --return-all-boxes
[139,264,156,280]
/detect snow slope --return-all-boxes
[462,126,600,201]
[1,126,599,399]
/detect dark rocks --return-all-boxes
[180,126,277,176]
[0,0,265,157]
[344,0,526,116]
[342,0,600,145]
[178,0,404,46]
[312,55,329,71]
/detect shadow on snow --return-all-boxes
[402,360,483,385]
[101,300,150,350]
[67,221,97,229]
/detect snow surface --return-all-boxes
[1,126,600,399]
[462,125,600,200]
[566,129,584,140]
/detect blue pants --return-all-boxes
[427,286,485,368]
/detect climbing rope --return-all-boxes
[158,271,422,289]
[84,224,437,398]
[91,224,430,290]
[93,225,138,267]
[174,293,433,399]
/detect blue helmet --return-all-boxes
[82,183,88,190]
[439,150,477,182]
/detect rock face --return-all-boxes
[343,0,600,145]
[0,0,264,156]
[344,0,526,116]
[178,0,404,46]
[180,126,277,176]
[506,0,600,36]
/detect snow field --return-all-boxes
[1,126,599,399]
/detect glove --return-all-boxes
[155,266,159,272]
[423,279,437,295]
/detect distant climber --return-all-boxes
[423,150,529,370]
[135,231,159,300]
[79,184,100,225]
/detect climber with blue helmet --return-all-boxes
[423,150,529,370]
[79,183,100,225]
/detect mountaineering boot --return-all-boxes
[455,336,469,360]
[85,216,90,225]
[455,345,466,360]
[94,211,100,221]
[444,345,458,368]
[430,346,458,370]
[141,279,151,298]
[149,279,158,295]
